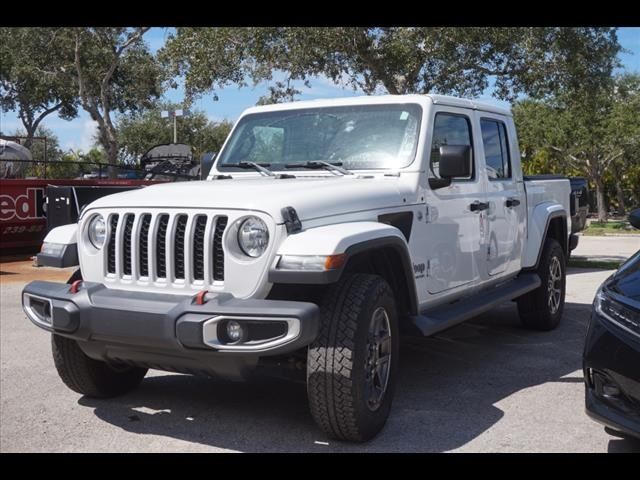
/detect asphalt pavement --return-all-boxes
[1,236,639,452]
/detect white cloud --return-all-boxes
[63,119,98,152]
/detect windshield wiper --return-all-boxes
[284,161,353,176]
[225,161,275,177]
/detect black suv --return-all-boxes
[584,208,640,440]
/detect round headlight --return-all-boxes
[237,216,269,258]
[87,215,106,249]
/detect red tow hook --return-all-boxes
[69,280,83,294]
[195,290,209,305]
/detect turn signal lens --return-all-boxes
[277,254,346,271]
[40,242,65,256]
[324,254,347,270]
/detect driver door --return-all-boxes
[422,108,485,295]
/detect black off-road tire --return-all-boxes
[306,273,399,442]
[51,334,147,398]
[50,268,147,398]
[517,237,566,331]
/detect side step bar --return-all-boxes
[408,272,541,337]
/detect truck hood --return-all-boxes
[85,175,412,223]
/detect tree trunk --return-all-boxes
[89,110,119,178]
[106,140,119,179]
[22,126,36,151]
[595,177,608,223]
[97,125,119,179]
[612,165,626,216]
[615,184,626,217]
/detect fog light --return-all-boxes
[226,320,243,342]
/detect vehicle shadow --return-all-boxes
[78,300,617,452]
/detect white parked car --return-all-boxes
[23,95,577,442]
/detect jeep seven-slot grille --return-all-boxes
[105,212,228,284]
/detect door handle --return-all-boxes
[506,198,521,208]
[470,201,490,212]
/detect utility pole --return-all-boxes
[161,109,185,144]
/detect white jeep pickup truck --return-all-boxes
[23,94,578,442]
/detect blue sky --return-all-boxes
[1,27,639,152]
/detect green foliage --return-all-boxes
[116,102,232,162]
[160,27,621,102]
[582,220,638,236]
[2,27,164,169]
[0,28,78,146]
[10,126,108,179]
[68,28,163,114]
[513,73,640,220]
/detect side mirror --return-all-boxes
[629,208,640,230]
[428,145,472,190]
[439,145,471,178]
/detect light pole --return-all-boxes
[161,109,185,144]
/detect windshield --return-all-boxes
[216,104,422,171]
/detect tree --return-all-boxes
[513,73,640,222]
[9,125,68,178]
[0,28,78,150]
[10,28,163,174]
[159,27,621,102]
[65,28,163,171]
[116,102,232,162]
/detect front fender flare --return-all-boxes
[269,221,418,315]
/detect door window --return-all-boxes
[429,113,474,180]
[480,119,511,180]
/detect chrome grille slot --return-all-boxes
[174,215,188,280]
[213,216,228,281]
[122,214,135,276]
[156,214,170,279]
[107,214,119,274]
[193,215,207,281]
[139,214,152,277]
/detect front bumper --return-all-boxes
[583,309,640,440]
[22,280,320,379]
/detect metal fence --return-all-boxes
[0,159,199,181]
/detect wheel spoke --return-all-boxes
[365,306,392,411]
[379,334,392,354]
[377,355,391,368]
[545,256,564,315]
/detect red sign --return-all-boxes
[0,179,161,250]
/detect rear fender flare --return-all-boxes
[523,203,568,269]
